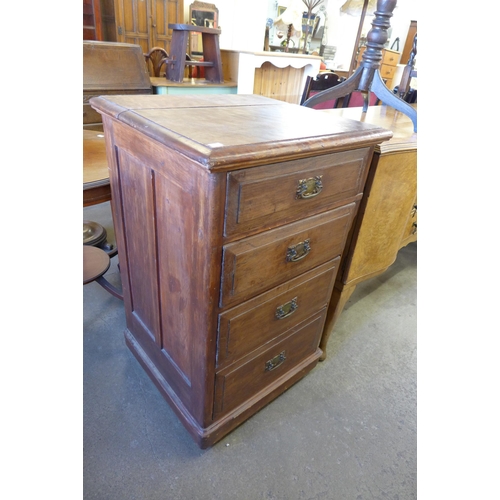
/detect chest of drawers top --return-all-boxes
[90,94,392,171]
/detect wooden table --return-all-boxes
[317,104,417,360]
[83,129,110,207]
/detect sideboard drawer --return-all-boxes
[220,204,355,308]
[382,49,399,66]
[217,258,339,368]
[213,309,326,416]
[224,149,371,238]
[380,64,396,80]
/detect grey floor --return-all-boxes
[83,201,417,500]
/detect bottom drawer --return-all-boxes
[213,309,326,416]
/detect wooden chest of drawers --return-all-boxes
[89,94,392,448]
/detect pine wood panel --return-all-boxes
[253,62,305,104]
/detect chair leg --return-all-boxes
[96,275,123,301]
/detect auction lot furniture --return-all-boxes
[318,104,417,360]
[89,94,392,448]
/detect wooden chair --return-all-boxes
[144,47,169,77]
[394,33,417,103]
[338,90,381,108]
[300,72,345,108]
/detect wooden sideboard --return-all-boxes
[318,104,417,360]
[90,94,392,448]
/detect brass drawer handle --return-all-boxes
[286,239,311,262]
[296,176,323,199]
[265,351,286,372]
[410,204,417,217]
[275,297,298,320]
[412,222,417,234]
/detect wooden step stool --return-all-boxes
[166,24,223,83]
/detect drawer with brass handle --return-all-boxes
[224,148,371,239]
[213,309,326,417]
[217,258,339,368]
[220,204,355,308]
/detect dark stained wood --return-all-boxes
[165,24,223,83]
[144,47,169,77]
[90,93,392,448]
[396,33,417,101]
[83,0,102,41]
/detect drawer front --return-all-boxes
[217,258,339,368]
[220,203,355,308]
[380,64,396,80]
[224,149,371,238]
[382,50,399,66]
[214,309,326,416]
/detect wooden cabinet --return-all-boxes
[318,104,417,360]
[113,0,184,54]
[357,47,400,90]
[89,93,392,448]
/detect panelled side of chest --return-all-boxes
[102,116,228,434]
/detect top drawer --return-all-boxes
[224,149,371,238]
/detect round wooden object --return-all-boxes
[83,245,111,284]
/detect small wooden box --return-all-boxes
[89,94,392,448]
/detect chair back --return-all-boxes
[300,72,344,108]
[144,47,168,77]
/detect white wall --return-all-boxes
[184,0,269,52]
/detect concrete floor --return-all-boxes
[83,201,417,500]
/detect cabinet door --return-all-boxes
[114,0,183,54]
[114,0,151,52]
[152,0,184,52]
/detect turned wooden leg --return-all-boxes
[320,283,357,361]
